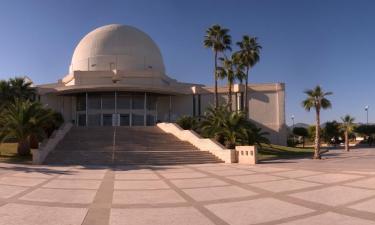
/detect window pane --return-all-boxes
[88,94,101,110]
[117,95,131,109]
[120,114,130,126]
[77,95,86,111]
[147,95,157,111]
[88,114,101,126]
[146,114,155,126]
[78,114,86,126]
[102,94,115,110]
[103,114,112,126]
[132,95,144,109]
[132,114,144,126]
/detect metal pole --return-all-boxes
[85,92,88,127]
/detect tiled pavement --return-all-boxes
[1,149,375,224]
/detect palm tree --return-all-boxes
[340,115,355,152]
[204,25,232,108]
[236,35,261,113]
[0,80,11,110]
[9,77,35,101]
[217,55,245,111]
[302,85,332,159]
[0,100,53,155]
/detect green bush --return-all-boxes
[176,115,198,130]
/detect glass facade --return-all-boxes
[76,92,158,127]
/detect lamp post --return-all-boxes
[291,115,295,128]
[365,105,369,124]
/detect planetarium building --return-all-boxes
[37,24,287,144]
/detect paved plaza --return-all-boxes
[1,148,375,224]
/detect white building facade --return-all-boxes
[37,24,287,145]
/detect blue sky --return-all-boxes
[0,0,374,125]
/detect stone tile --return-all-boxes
[290,186,375,206]
[300,173,362,184]
[248,167,291,173]
[0,184,28,198]
[182,185,257,201]
[205,197,314,225]
[0,177,47,187]
[160,171,207,179]
[344,170,375,175]
[43,179,101,189]
[171,177,229,188]
[207,169,255,176]
[110,207,214,225]
[198,165,234,171]
[114,168,154,174]
[272,170,323,178]
[11,172,55,179]
[345,177,375,189]
[279,212,375,225]
[113,189,185,204]
[249,179,321,193]
[349,198,375,213]
[155,167,195,173]
[0,203,87,225]
[58,173,105,180]
[227,174,284,184]
[114,180,169,190]
[20,188,97,204]
[115,173,159,180]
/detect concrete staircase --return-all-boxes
[44,126,224,165]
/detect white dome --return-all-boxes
[70,24,165,74]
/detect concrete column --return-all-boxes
[168,95,172,122]
[192,95,196,117]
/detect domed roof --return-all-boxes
[70,24,165,74]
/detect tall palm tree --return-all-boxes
[302,85,332,159]
[340,115,355,152]
[9,77,35,101]
[204,24,232,108]
[0,100,53,155]
[236,35,261,113]
[217,55,245,111]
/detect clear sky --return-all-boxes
[0,0,374,125]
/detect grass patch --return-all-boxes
[0,143,32,164]
[258,144,314,161]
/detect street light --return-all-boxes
[365,105,369,124]
[291,115,295,128]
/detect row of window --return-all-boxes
[77,93,157,111]
[77,113,155,127]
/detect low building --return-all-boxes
[36,24,287,145]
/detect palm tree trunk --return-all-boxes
[17,138,30,156]
[314,108,321,159]
[214,51,219,109]
[345,131,349,152]
[244,67,249,113]
[228,81,232,112]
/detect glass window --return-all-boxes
[120,114,130,126]
[103,114,112,126]
[77,114,86,126]
[102,94,115,110]
[132,114,144,126]
[146,114,155,126]
[117,94,131,109]
[88,94,101,110]
[147,95,157,111]
[132,95,144,110]
[77,95,86,111]
[88,114,101,126]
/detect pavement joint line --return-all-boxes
[152,166,231,225]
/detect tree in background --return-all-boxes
[236,35,261,113]
[323,121,341,146]
[293,127,308,147]
[217,54,245,111]
[204,25,232,108]
[355,124,375,146]
[340,115,356,152]
[302,86,332,159]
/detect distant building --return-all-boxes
[36,24,287,145]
